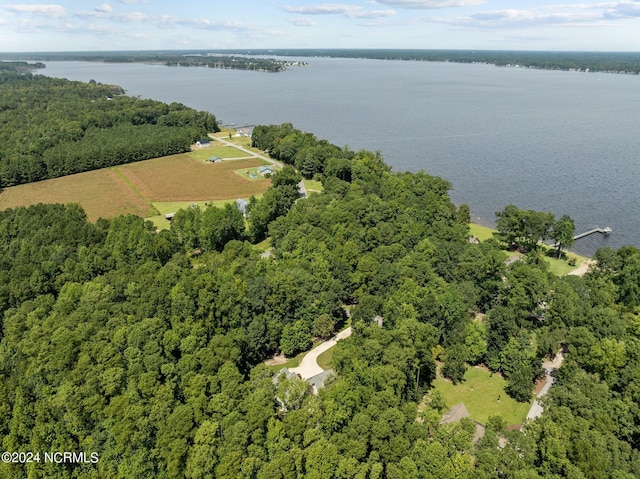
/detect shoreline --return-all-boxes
[469,222,592,274]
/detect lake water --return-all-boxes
[41,58,640,256]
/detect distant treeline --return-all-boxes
[212,48,640,75]
[0,61,45,72]
[0,68,218,188]
[4,49,639,74]
[0,51,300,73]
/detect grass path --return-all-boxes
[111,166,158,213]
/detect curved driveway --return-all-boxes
[526,351,564,421]
[289,327,352,380]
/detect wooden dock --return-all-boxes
[573,226,612,241]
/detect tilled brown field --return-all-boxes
[117,154,270,202]
[0,153,271,221]
[0,168,155,221]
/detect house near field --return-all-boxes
[196,139,211,148]
[165,212,175,220]
[207,156,221,163]
[257,165,274,176]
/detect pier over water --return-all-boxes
[573,226,612,241]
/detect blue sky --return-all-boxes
[1,1,639,52]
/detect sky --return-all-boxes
[0,1,639,52]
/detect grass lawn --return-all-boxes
[303,179,324,194]
[546,251,584,276]
[469,223,496,242]
[316,347,335,370]
[433,366,532,426]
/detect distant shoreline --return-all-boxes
[3,49,640,76]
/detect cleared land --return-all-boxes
[433,366,531,426]
[0,149,271,222]
[117,154,269,202]
[0,168,155,220]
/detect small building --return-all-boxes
[440,403,470,424]
[257,165,274,176]
[440,403,487,444]
[272,367,299,386]
[308,369,335,395]
[165,212,175,221]
[207,155,221,162]
[196,139,211,148]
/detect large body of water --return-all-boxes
[41,58,640,256]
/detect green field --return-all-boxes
[433,366,532,426]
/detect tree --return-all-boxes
[463,320,487,364]
[313,313,335,340]
[495,205,555,251]
[171,205,202,249]
[280,320,311,357]
[200,203,245,252]
[442,343,468,384]
[550,214,575,258]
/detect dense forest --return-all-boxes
[0,69,218,187]
[1,112,640,477]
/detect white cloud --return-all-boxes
[436,7,614,29]
[283,3,395,18]
[357,9,396,18]
[5,4,65,17]
[118,11,148,22]
[604,0,640,18]
[95,4,113,14]
[289,17,318,26]
[373,0,485,8]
